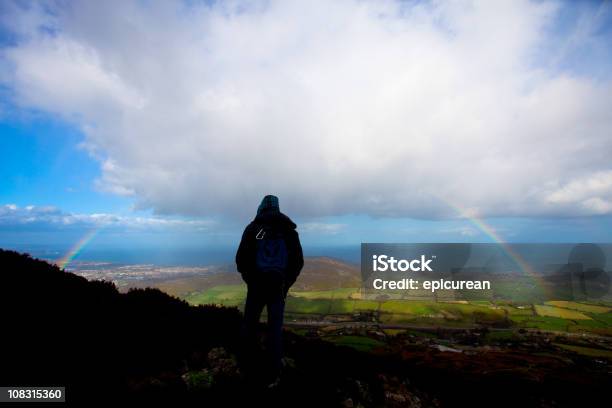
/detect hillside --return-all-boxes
[1,249,610,407]
[0,249,433,406]
[135,256,361,297]
[0,249,242,404]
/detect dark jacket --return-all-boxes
[235,209,304,290]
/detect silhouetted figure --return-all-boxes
[236,195,304,386]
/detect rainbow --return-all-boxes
[56,228,100,270]
[437,197,551,297]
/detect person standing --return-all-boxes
[235,195,304,386]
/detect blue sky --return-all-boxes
[1,0,612,262]
[0,117,126,214]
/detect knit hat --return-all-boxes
[257,195,280,216]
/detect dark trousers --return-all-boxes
[241,281,286,377]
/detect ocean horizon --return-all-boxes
[1,244,362,268]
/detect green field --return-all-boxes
[534,305,592,320]
[183,284,612,335]
[185,285,246,307]
[290,288,360,299]
[544,301,612,314]
[322,335,385,352]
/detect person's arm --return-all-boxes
[235,224,253,281]
[294,230,304,278]
[285,229,304,288]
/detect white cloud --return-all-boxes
[300,222,347,234]
[445,226,479,238]
[2,0,612,219]
[0,204,214,231]
[545,170,612,215]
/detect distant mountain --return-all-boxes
[135,257,361,297]
[295,257,361,291]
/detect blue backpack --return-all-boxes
[254,225,288,281]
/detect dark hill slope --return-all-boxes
[0,249,242,404]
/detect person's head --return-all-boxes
[257,195,280,216]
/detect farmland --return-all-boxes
[184,284,612,336]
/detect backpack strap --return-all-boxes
[253,222,280,240]
[255,227,266,240]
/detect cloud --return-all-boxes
[300,222,347,235]
[0,204,214,231]
[544,170,612,215]
[1,0,612,219]
[437,226,479,238]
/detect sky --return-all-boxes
[1,0,612,262]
